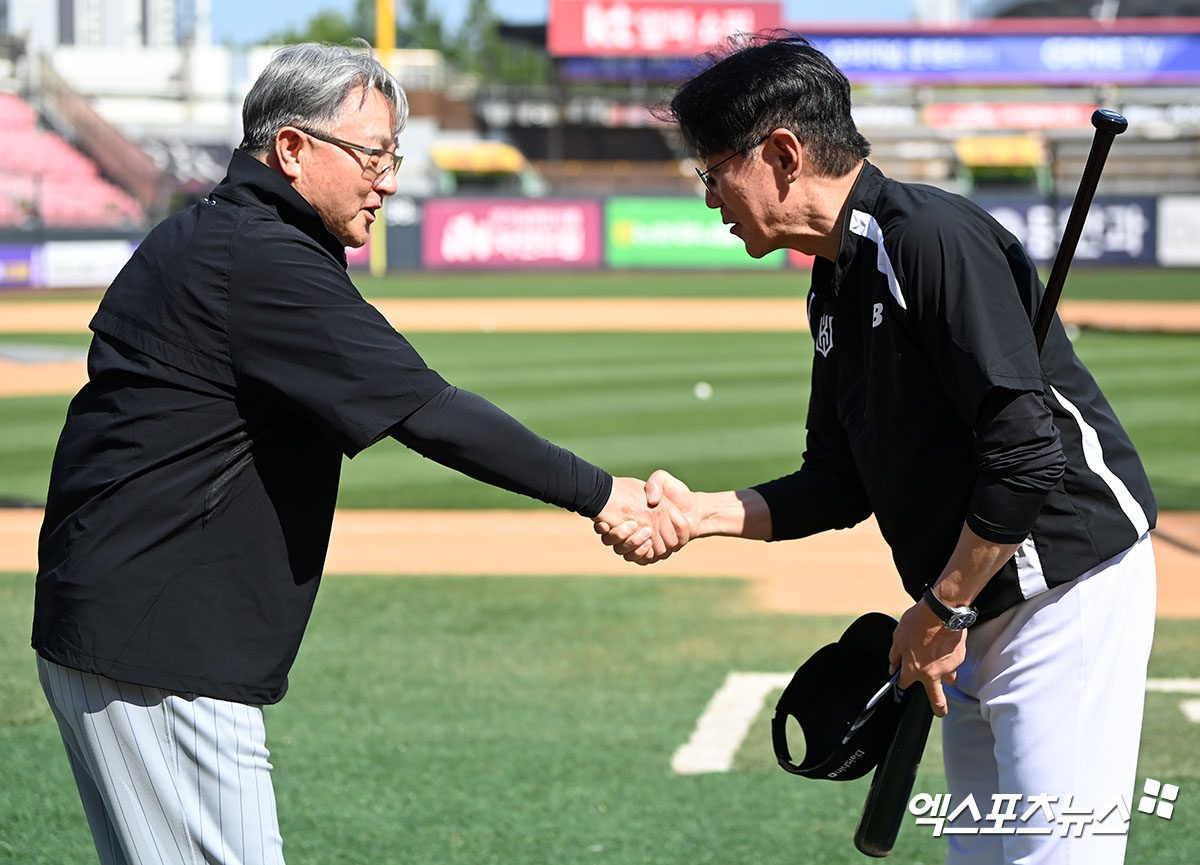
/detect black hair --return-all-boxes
[664,31,870,177]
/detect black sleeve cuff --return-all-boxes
[966,478,1048,544]
[752,465,872,541]
[968,389,1066,543]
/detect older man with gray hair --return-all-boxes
[32,42,680,865]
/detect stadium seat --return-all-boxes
[0,92,145,228]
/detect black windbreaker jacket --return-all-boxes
[755,161,1155,619]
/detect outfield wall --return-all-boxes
[411,192,1189,271]
[2,192,1198,289]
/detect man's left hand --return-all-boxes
[889,600,967,718]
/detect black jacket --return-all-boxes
[755,161,1155,619]
[33,151,608,703]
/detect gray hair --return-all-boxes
[239,40,408,156]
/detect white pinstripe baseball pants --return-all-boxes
[37,656,287,865]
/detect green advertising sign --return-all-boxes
[605,197,786,269]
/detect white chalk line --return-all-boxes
[671,674,1200,776]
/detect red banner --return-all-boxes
[423,199,604,270]
[923,103,1098,130]
[549,0,782,57]
[345,243,371,268]
[787,249,814,270]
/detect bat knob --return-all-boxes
[1092,109,1128,135]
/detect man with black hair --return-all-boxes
[604,33,1157,865]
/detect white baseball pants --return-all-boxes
[941,532,1157,865]
[37,657,287,865]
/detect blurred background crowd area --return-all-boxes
[0,0,1198,284]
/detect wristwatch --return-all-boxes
[922,585,978,631]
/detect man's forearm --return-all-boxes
[693,488,774,540]
[890,522,1023,716]
[930,522,1023,607]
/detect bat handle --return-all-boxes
[1032,109,1128,351]
[853,693,935,858]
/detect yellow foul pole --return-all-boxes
[370,0,396,277]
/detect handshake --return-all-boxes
[594,470,697,565]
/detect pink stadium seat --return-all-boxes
[0,93,144,228]
[0,93,37,130]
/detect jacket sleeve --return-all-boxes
[389,386,612,517]
[889,199,1067,542]
[967,388,1066,544]
[890,201,1046,429]
[227,220,449,457]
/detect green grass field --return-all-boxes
[2,267,1198,863]
[2,573,1198,864]
[10,265,1200,300]
[352,266,1200,299]
[2,328,1197,509]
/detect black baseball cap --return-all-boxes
[771,612,911,781]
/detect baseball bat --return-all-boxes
[1033,109,1129,351]
[852,108,1129,859]
[854,688,934,857]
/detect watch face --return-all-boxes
[947,610,978,630]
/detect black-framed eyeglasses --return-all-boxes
[295,126,403,177]
[695,134,770,194]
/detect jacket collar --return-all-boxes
[211,149,348,267]
[814,160,886,296]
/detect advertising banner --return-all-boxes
[35,240,135,288]
[0,245,34,289]
[808,31,1200,85]
[346,243,371,269]
[559,56,701,81]
[423,199,603,270]
[1156,196,1200,266]
[385,225,422,271]
[549,0,781,57]
[560,24,1200,84]
[924,103,1098,130]
[606,197,785,269]
[974,196,1157,265]
[787,249,815,270]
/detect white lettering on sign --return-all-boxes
[1040,37,1167,72]
[584,2,635,50]
[825,38,907,71]
[985,202,1150,263]
[582,2,757,53]
[1157,196,1200,266]
[440,207,587,263]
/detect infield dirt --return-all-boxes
[2,296,1197,616]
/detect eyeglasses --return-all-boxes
[695,134,770,194]
[295,127,403,178]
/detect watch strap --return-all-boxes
[922,585,978,630]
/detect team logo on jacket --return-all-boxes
[816,314,834,357]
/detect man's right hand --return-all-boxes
[595,470,699,564]
[597,471,774,564]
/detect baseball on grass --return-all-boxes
[693,381,714,401]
